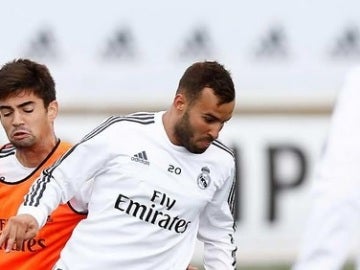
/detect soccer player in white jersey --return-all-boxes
[292,66,360,270]
[0,60,237,270]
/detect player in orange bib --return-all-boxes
[0,59,87,269]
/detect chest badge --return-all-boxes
[197,166,211,189]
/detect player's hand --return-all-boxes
[186,265,199,270]
[0,214,39,252]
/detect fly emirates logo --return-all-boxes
[0,218,46,252]
[114,190,191,233]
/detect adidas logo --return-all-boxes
[131,151,150,165]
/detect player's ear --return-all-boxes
[47,100,58,120]
[174,93,186,112]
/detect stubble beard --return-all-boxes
[173,111,206,154]
[10,136,36,149]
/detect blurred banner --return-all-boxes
[1,0,360,113]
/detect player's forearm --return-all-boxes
[17,205,49,228]
[199,214,237,269]
[203,240,237,270]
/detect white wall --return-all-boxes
[1,0,360,111]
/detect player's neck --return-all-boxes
[162,109,179,146]
[16,135,58,168]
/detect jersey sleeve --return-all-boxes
[18,119,115,227]
[292,67,360,270]
[68,178,94,212]
[197,163,237,270]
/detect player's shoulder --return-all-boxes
[210,139,235,161]
[342,65,360,96]
[104,112,156,129]
[346,65,360,79]
[78,112,157,144]
[0,143,16,158]
[58,140,73,149]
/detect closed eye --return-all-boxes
[23,108,34,113]
[203,115,218,123]
[0,109,13,117]
[22,104,34,113]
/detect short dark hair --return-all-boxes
[0,58,56,107]
[176,61,235,105]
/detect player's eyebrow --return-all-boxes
[0,101,34,110]
[204,113,231,123]
[0,105,11,110]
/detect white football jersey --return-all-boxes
[293,67,360,270]
[20,111,237,270]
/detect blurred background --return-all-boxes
[1,0,360,269]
